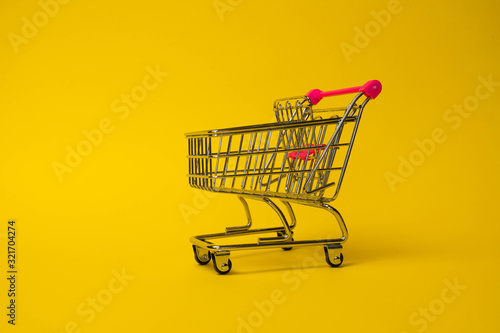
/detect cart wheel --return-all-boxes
[324,246,343,267]
[278,232,294,251]
[282,238,294,251]
[211,252,232,275]
[192,245,211,265]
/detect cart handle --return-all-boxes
[306,80,382,105]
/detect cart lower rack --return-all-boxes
[186,80,381,274]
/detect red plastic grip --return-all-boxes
[306,80,382,105]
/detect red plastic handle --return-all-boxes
[306,80,382,105]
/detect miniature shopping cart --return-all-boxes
[186,80,381,274]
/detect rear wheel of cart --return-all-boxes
[324,246,343,267]
[192,245,211,265]
[211,252,232,274]
[278,232,294,251]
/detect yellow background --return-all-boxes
[1,0,499,332]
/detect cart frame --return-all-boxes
[186,80,381,274]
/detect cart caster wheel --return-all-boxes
[192,245,211,265]
[282,238,294,251]
[278,232,294,251]
[211,252,232,275]
[324,246,343,267]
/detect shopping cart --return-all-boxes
[186,80,381,274]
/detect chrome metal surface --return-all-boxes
[186,89,373,273]
[225,196,252,232]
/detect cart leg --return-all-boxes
[319,203,347,267]
[294,201,348,266]
[319,202,348,242]
[278,200,296,250]
[225,195,294,245]
[298,201,348,243]
[225,196,252,232]
[211,251,232,275]
[258,197,293,245]
[280,200,297,230]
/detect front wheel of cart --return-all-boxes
[282,238,294,251]
[278,232,294,251]
[192,245,211,265]
[211,252,232,275]
[324,246,343,267]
